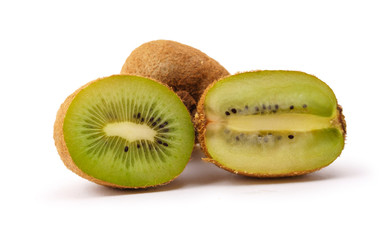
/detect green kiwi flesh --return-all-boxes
[57,75,195,188]
[197,71,345,176]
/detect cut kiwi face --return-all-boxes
[54,75,195,188]
[196,71,346,177]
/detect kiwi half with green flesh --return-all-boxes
[195,71,346,177]
[54,75,195,188]
[120,40,229,114]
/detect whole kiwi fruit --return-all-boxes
[195,70,346,177]
[54,75,195,188]
[120,40,230,114]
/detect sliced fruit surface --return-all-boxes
[199,71,345,176]
[63,75,195,187]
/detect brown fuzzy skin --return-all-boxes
[53,75,187,189]
[120,40,229,115]
[337,104,347,139]
[194,70,347,178]
[175,90,197,114]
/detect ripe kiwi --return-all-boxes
[54,75,195,188]
[120,40,229,114]
[195,71,346,177]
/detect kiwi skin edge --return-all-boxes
[194,70,347,178]
[53,75,191,189]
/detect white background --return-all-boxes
[1,0,384,239]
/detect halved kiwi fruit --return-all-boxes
[54,75,195,188]
[120,40,229,114]
[195,71,346,177]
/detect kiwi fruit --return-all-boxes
[195,71,346,177]
[120,40,229,114]
[54,75,195,188]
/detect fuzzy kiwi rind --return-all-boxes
[120,40,230,115]
[195,70,346,177]
[54,75,195,189]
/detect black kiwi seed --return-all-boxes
[124,146,129,152]
[137,113,141,118]
[156,118,161,122]
[159,122,168,128]
[163,142,168,147]
[255,106,259,112]
[290,105,294,110]
[263,104,266,110]
[303,104,307,108]
[137,144,141,148]
[235,136,240,141]
[245,105,249,110]
[231,108,237,114]
[141,118,144,122]
[275,104,279,110]
[152,122,157,127]
[225,111,230,116]
[288,135,294,139]
[149,117,154,122]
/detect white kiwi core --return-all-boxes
[223,113,333,133]
[103,122,157,142]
